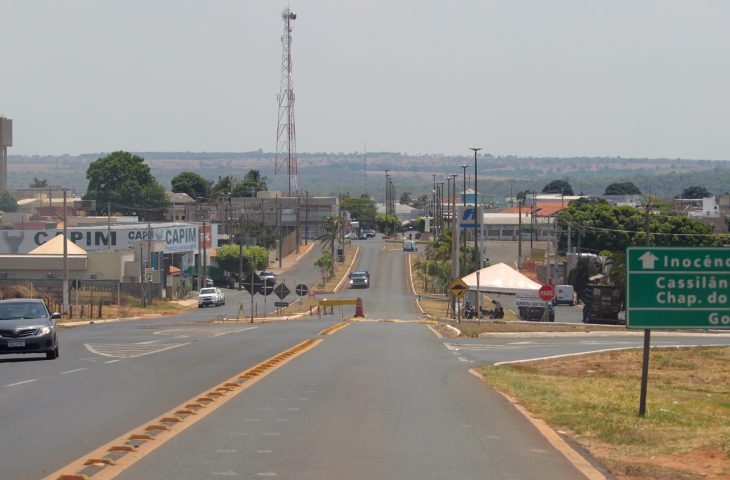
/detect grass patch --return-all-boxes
[480,347,730,478]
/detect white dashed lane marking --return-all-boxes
[59,368,87,375]
[5,378,39,387]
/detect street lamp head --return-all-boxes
[469,147,482,154]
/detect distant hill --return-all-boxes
[8,151,730,203]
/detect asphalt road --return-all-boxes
[2,237,729,479]
[116,322,585,480]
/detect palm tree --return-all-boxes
[318,215,345,259]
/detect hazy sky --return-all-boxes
[3,1,729,160]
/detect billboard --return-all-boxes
[0,224,209,255]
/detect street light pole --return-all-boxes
[460,164,468,273]
[469,148,482,268]
[432,174,436,234]
[304,191,309,245]
[385,169,390,219]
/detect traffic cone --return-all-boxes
[355,298,364,317]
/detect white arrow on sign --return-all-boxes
[638,251,659,269]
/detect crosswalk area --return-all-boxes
[84,342,189,358]
[152,326,257,337]
[84,325,258,358]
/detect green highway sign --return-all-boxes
[626,247,730,329]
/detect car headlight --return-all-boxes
[37,326,52,335]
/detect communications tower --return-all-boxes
[275,8,298,196]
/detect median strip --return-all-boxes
[45,338,321,480]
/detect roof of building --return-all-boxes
[499,202,565,216]
[28,234,87,255]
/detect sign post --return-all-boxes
[538,284,555,302]
[449,278,469,323]
[627,246,730,416]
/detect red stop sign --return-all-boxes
[539,284,555,301]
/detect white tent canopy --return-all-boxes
[461,262,542,296]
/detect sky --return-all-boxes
[2,0,729,160]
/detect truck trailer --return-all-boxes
[582,284,623,324]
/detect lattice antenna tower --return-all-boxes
[275,7,298,196]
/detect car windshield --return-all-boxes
[0,302,47,319]
[200,288,216,294]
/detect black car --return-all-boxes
[0,298,60,360]
[349,270,370,288]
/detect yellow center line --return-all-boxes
[45,338,322,480]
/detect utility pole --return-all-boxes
[304,191,309,245]
[62,190,69,315]
[238,214,244,291]
[461,164,468,273]
[470,148,481,268]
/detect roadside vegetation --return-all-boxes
[411,207,730,479]
[480,347,730,479]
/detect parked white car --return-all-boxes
[198,287,225,308]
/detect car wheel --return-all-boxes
[46,348,57,360]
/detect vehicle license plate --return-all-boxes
[8,340,26,348]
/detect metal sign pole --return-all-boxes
[639,329,651,416]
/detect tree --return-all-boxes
[542,180,574,195]
[680,185,711,199]
[236,221,277,250]
[171,171,211,200]
[214,244,269,276]
[375,212,400,234]
[211,175,235,200]
[567,258,594,302]
[0,191,18,212]
[232,170,268,197]
[556,197,722,254]
[30,177,48,188]
[315,251,334,282]
[400,192,411,205]
[83,151,169,220]
[413,194,429,210]
[515,190,531,204]
[604,182,641,195]
[341,197,377,227]
[318,215,345,260]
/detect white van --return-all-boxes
[555,285,575,306]
[403,240,416,252]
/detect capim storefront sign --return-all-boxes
[0,223,209,254]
